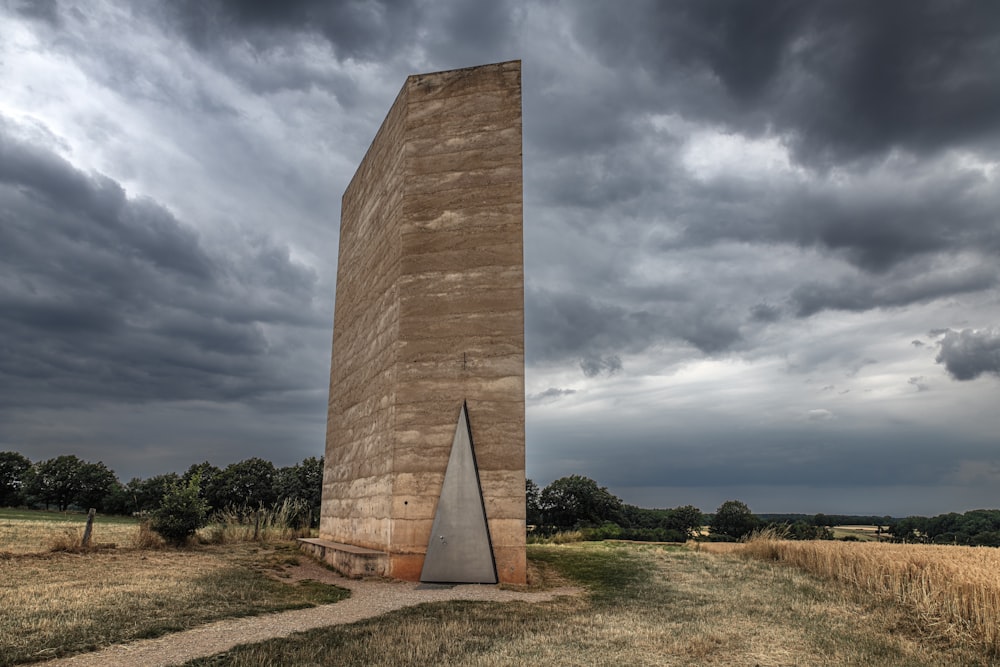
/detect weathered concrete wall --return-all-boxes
[322,61,525,584]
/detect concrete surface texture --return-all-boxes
[321,60,526,584]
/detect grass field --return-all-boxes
[2,506,998,666]
[187,542,991,666]
[0,542,348,666]
[0,509,140,554]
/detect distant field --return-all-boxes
[832,524,886,541]
[0,508,138,524]
[0,508,139,554]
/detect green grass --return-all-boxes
[185,542,989,666]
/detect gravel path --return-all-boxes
[42,559,580,667]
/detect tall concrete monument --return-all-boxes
[308,61,525,584]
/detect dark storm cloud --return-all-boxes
[12,0,60,26]
[571,0,1000,163]
[525,286,742,367]
[519,1,1000,375]
[169,0,521,68]
[170,0,417,59]
[935,328,1000,380]
[676,161,1000,274]
[790,261,997,317]
[0,119,325,409]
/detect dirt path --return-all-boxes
[42,559,580,667]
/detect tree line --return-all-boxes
[0,451,323,527]
[7,451,999,547]
[890,510,1000,546]
[531,475,829,542]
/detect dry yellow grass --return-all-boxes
[0,543,347,665]
[734,537,1000,655]
[189,543,984,666]
[198,503,312,545]
[0,519,140,555]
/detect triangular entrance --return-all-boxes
[420,401,497,583]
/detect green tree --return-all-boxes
[273,456,324,527]
[710,500,759,540]
[125,473,182,513]
[0,451,31,507]
[539,475,624,529]
[182,462,223,510]
[151,475,209,545]
[525,478,542,526]
[22,456,118,511]
[24,455,87,511]
[672,504,705,539]
[75,461,118,511]
[889,516,927,543]
[216,458,277,510]
[100,481,133,515]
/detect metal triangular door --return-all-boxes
[420,401,497,583]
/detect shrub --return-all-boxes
[582,522,623,541]
[151,476,208,545]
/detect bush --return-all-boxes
[151,476,208,545]
[582,522,623,541]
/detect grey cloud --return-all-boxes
[675,159,1000,275]
[12,0,59,26]
[749,303,782,323]
[528,387,577,402]
[170,0,423,62]
[0,120,325,409]
[790,261,997,317]
[422,0,522,65]
[168,1,523,105]
[526,286,742,371]
[936,328,1000,380]
[580,355,621,378]
[531,416,969,492]
[570,0,1000,163]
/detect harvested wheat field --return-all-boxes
[732,537,1000,656]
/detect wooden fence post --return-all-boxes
[82,508,96,547]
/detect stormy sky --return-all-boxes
[2,0,998,515]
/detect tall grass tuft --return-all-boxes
[527,530,584,545]
[131,521,166,549]
[47,528,83,552]
[736,536,1000,654]
[200,499,311,544]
